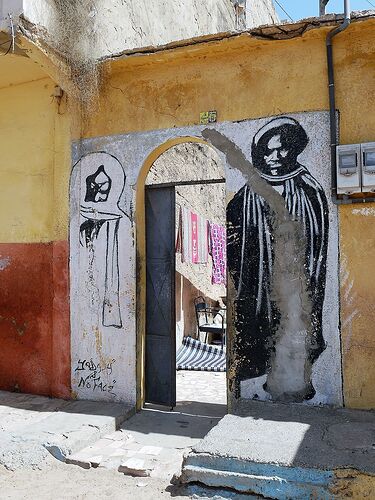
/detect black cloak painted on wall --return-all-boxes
[227,117,329,394]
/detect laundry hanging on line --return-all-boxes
[176,205,209,264]
[209,222,227,285]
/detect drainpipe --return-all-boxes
[326,2,375,204]
[327,0,350,204]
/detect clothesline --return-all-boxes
[175,200,224,228]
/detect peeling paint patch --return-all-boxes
[331,469,375,498]
[351,207,375,217]
[340,254,361,353]
[0,257,10,270]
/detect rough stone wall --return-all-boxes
[23,0,237,59]
[245,0,279,28]
[147,143,224,185]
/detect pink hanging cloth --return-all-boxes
[209,222,227,285]
[176,205,208,264]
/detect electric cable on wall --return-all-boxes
[274,0,294,21]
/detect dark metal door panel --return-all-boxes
[145,186,176,406]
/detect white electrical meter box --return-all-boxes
[361,142,375,192]
[336,144,361,195]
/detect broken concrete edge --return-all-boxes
[118,458,153,477]
[101,10,375,62]
[178,482,263,500]
[67,454,155,477]
[43,404,136,463]
[19,9,374,65]
[179,455,375,499]
[64,431,136,470]
[14,9,375,65]
[180,464,333,499]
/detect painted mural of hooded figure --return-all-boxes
[227,117,329,399]
[77,152,127,329]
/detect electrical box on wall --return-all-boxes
[336,144,361,195]
[361,142,375,193]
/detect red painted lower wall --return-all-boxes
[0,241,70,398]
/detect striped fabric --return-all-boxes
[176,336,226,372]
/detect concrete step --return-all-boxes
[181,455,334,499]
[0,390,135,469]
[179,400,375,499]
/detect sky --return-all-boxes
[274,0,375,22]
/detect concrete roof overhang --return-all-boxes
[103,10,375,71]
[1,9,374,90]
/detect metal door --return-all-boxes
[145,186,176,406]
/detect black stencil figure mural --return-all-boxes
[227,117,329,402]
[85,165,112,203]
[77,152,127,329]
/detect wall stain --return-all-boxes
[340,254,361,354]
[0,315,27,336]
[0,257,10,270]
[331,469,375,498]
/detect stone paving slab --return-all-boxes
[66,430,135,469]
[0,390,134,469]
[66,428,175,477]
[118,457,155,477]
[64,371,227,480]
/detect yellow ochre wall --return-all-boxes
[0,54,71,398]
[76,18,375,408]
[0,55,70,243]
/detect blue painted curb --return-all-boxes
[184,454,336,499]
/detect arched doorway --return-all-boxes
[136,138,227,413]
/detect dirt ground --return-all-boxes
[0,460,254,500]
[0,372,229,500]
[0,459,189,500]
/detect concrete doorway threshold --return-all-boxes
[65,371,227,477]
[179,399,375,499]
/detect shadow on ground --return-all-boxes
[120,401,227,448]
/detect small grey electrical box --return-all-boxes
[361,142,375,193]
[336,144,361,195]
